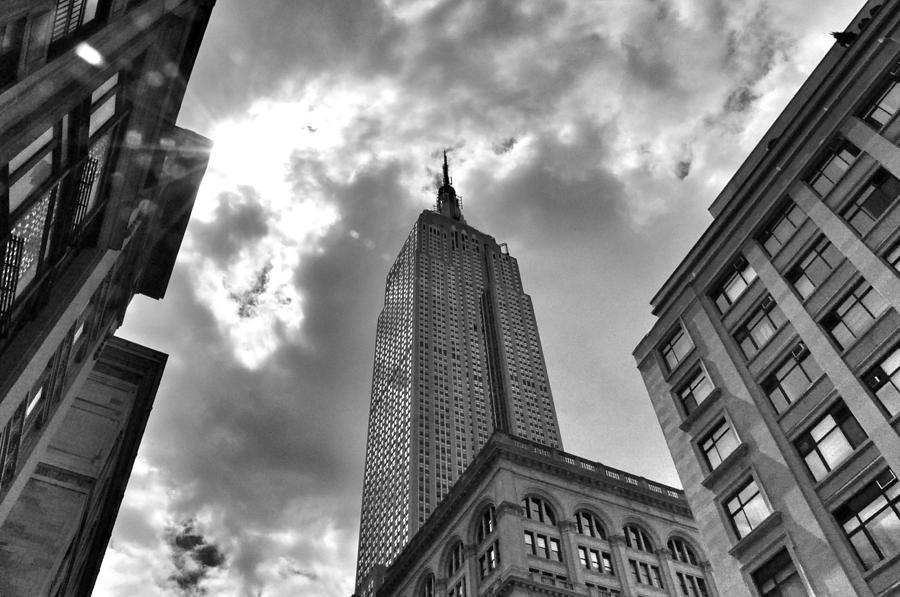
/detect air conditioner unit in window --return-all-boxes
[791,343,807,359]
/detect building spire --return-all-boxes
[437,150,464,222]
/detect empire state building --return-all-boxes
[355,154,562,588]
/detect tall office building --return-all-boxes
[355,155,563,590]
[0,0,213,593]
[634,1,900,596]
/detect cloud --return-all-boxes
[166,519,227,596]
[96,1,869,596]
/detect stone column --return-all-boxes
[465,544,479,594]
[701,561,721,597]
[558,520,583,586]
[496,500,526,575]
[609,534,635,596]
[655,548,679,596]
[841,117,900,180]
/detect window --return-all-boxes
[661,324,692,371]
[835,469,900,569]
[25,384,44,418]
[0,17,26,89]
[787,237,843,300]
[843,168,900,236]
[420,574,435,597]
[806,140,860,197]
[447,541,464,576]
[522,496,556,524]
[795,400,866,482]
[628,560,664,588]
[475,504,495,543]
[822,281,888,350]
[761,344,822,414]
[726,478,771,539]
[676,572,709,597]
[677,367,714,415]
[478,541,499,578]
[49,0,112,49]
[864,78,900,129]
[667,537,698,565]
[700,419,740,469]
[758,201,805,256]
[752,549,808,597]
[578,546,614,575]
[712,257,757,313]
[447,580,466,597]
[623,524,653,552]
[524,531,562,561]
[575,510,607,539]
[734,295,787,358]
[862,346,900,416]
[886,242,900,270]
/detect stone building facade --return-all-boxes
[634,2,900,596]
[371,433,716,597]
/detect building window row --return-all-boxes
[628,559,664,589]
[524,530,562,561]
[577,546,615,575]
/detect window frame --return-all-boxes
[794,399,866,482]
[842,167,900,237]
[861,344,900,417]
[834,469,900,570]
[756,200,806,257]
[733,294,787,359]
[660,323,693,373]
[862,72,900,130]
[675,364,715,416]
[761,343,823,415]
[711,257,757,314]
[805,138,860,197]
[699,418,741,470]
[724,477,772,540]
[821,280,889,351]
[623,524,654,553]
[786,236,843,300]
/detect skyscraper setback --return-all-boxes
[355,155,562,588]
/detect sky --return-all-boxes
[93,1,866,595]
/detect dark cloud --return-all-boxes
[674,159,691,180]
[492,137,517,154]
[191,187,268,268]
[230,263,275,319]
[166,519,227,595]
[724,85,759,113]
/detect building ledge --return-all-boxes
[727,511,783,560]
[700,443,750,490]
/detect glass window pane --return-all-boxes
[91,72,118,103]
[88,93,116,137]
[9,128,53,172]
[9,152,52,213]
[818,431,854,469]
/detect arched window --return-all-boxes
[420,573,435,597]
[522,496,556,525]
[574,510,607,539]
[668,537,698,565]
[624,524,654,552]
[447,541,465,576]
[475,504,496,543]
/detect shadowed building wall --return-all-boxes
[0,0,213,592]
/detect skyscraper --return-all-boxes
[355,155,563,589]
[634,2,900,595]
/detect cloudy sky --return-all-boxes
[94,1,865,595]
